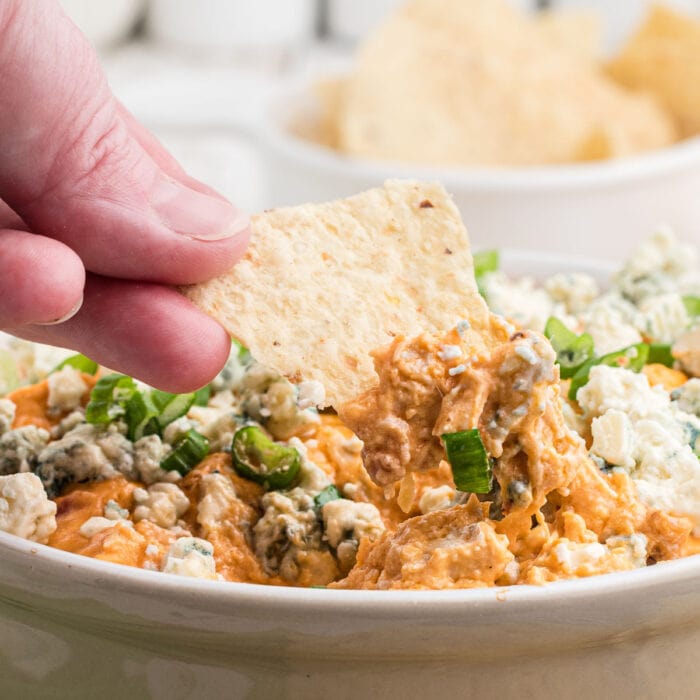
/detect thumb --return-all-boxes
[0,0,249,285]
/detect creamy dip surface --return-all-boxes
[2,229,700,590]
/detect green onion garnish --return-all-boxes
[568,343,650,401]
[86,374,197,439]
[0,349,19,394]
[125,390,194,440]
[544,317,595,379]
[647,343,675,368]
[473,249,499,295]
[160,429,209,475]
[124,391,160,441]
[85,374,138,424]
[193,385,211,407]
[232,338,251,365]
[683,296,700,318]
[314,484,342,509]
[231,426,301,490]
[473,250,499,278]
[53,353,98,375]
[150,390,196,431]
[442,429,493,494]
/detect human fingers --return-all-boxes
[0,1,249,286]
[7,275,231,393]
[0,199,27,231]
[0,230,84,326]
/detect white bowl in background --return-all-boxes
[258,85,700,261]
[2,251,698,699]
[58,0,144,49]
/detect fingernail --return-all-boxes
[151,178,250,241]
[36,295,84,326]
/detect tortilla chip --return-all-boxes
[536,8,602,64]
[335,0,676,166]
[184,181,493,407]
[291,77,346,149]
[608,4,700,138]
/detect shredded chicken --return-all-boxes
[336,321,692,589]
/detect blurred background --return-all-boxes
[59,0,700,234]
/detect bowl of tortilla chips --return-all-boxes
[261,0,700,259]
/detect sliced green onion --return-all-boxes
[0,349,19,395]
[232,426,301,490]
[125,391,160,441]
[473,250,499,295]
[473,250,499,278]
[544,317,595,379]
[647,343,675,368]
[569,343,650,401]
[150,390,196,430]
[160,429,209,475]
[53,353,98,375]
[683,295,700,318]
[442,429,492,494]
[232,338,251,365]
[314,484,342,509]
[193,385,211,407]
[85,374,138,424]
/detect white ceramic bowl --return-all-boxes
[258,85,700,261]
[2,251,699,699]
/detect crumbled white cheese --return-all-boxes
[605,533,647,568]
[46,366,88,414]
[194,409,238,453]
[51,410,86,439]
[438,345,462,361]
[253,488,322,580]
[341,435,363,455]
[240,364,319,440]
[456,320,471,335]
[289,437,332,493]
[161,537,217,580]
[637,293,689,344]
[614,227,698,304]
[482,272,565,333]
[544,273,599,315]
[133,483,190,529]
[297,380,325,410]
[579,366,700,528]
[0,399,16,436]
[590,410,636,469]
[0,473,56,543]
[578,294,642,355]
[133,434,178,485]
[673,327,700,378]
[419,485,456,514]
[577,366,668,420]
[79,516,133,538]
[35,422,134,494]
[0,425,49,475]
[552,541,606,574]
[196,472,238,535]
[322,499,385,549]
[671,379,700,417]
[322,498,385,571]
[161,416,196,446]
[104,499,129,520]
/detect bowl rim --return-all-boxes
[3,526,700,616]
[259,81,700,193]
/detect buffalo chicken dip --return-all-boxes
[2,229,700,589]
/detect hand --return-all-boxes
[0,1,250,392]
